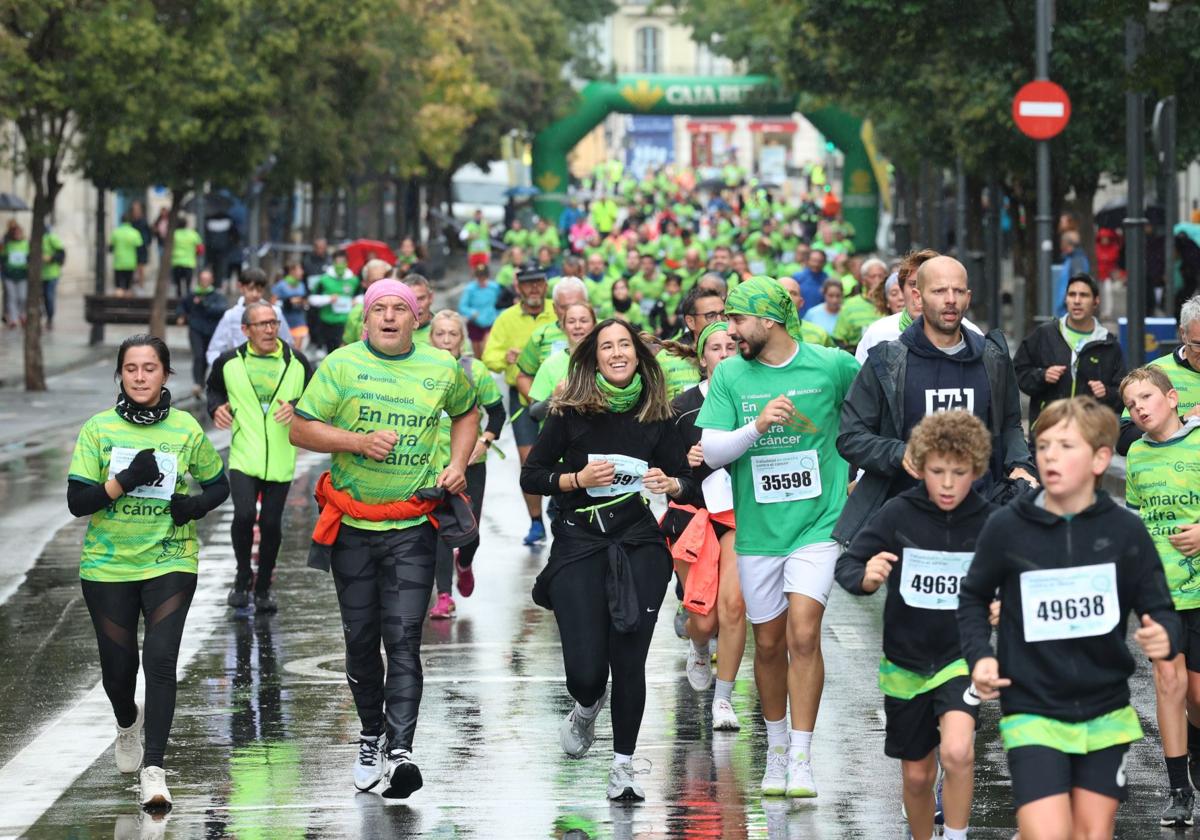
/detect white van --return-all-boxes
[451,162,528,225]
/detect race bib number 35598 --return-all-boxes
[1020,562,1119,643]
[750,450,821,504]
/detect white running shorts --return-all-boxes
[738,540,839,624]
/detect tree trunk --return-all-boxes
[23,189,52,391]
[150,191,184,338]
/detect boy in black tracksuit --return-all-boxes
[957,395,1181,838]
[837,411,997,840]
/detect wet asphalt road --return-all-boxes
[0,391,1195,839]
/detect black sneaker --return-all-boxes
[1161,787,1195,827]
[226,587,251,609]
[254,591,278,614]
[381,749,423,799]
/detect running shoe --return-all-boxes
[353,733,388,792]
[760,745,788,796]
[1161,787,1195,827]
[114,703,144,773]
[607,760,647,802]
[429,592,455,620]
[253,590,278,614]
[560,692,606,758]
[711,698,740,731]
[785,753,817,798]
[381,749,423,799]
[685,643,713,692]
[523,519,546,546]
[139,766,172,810]
[455,553,475,598]
[673,605,688,640]
[226,587,251,609]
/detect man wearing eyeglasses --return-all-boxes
[656,286,726,400]
[1118,292,1200,455]
[207,300,314,613]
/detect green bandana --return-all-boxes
[696,320,730,354]
[899,308,914,331]
[725,275,803,342]
[596,371,643,413]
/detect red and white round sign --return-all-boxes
[1012,80,1071,140]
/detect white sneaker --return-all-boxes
[760,745,788,796]
[560,692,606,758]
[381,748,423,799]
[607,759,648,801]
[353,733,387,791]
[786,753,817,798]
[711,697,740,731]
[115,704,144,773]
[139,766,172,810]
[685,643,713,692]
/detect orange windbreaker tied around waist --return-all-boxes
[667,503,735,617]
[310,471,441,546]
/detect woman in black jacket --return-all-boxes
[521,317,694,802]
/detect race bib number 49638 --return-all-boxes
[1020,562,1119,643]
[750,450,821,504]
[899,549,973,610]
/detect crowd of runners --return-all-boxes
[64,162,1200,839]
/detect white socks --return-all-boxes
[613,751,632,766]
[713,678,734,704]
[943,828,968,840]
[765,717,788,750]
[576,697,602,721]
[788,729,812,761]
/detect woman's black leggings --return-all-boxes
[228,469,291,594]
[548,541,671,756]
[434,462,486,594]
[81,572,197,768]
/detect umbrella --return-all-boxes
[182,191,236,214]
[1175,222,1200,248]
[0,192,29,211]
[503,186,541,198]
[697,177,727,192]
[1094,198,1164,230]
[343,239,397,275]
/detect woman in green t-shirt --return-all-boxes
[66,335,229,811]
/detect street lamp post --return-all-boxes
[1124,17,1147,367]
[1034,0,1054,320]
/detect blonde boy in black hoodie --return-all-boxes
[958,396,1180,840]
[837,410,997,840]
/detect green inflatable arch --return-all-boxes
[532,74,881,253]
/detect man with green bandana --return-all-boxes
[696,275,859,800]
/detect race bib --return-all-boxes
[1020,563,1119,642]
[7,250,26,267]
[751,450,821,504]
[586,453,647,498]
[331,296,353,315]
[701,469,733,513]
[551,340,568,354]
[107,447,178,501]
[899,549,974,610]
[748,260,767,275]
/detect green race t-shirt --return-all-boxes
[243,344,285,408]
[317,271,359,325]
[110,224,143,272]
[1125,423,1200,609]
[68,407,224,582]
[528,348,571,406]
[295,341,473,531]
[171,228,202,269]
[656,347,701,401]
[435,356,503,468]
[1122,350,1200,422]
[832,294,883,347]
[696,342,860,555]
[517,322,568,377]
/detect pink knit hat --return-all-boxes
[360,279,420,341]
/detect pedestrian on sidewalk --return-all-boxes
[41,222,65,330]
[175,269,228,397]
[2,221,29,328]
[110,214,144,300]
[207,301,313,614]
[66,334,229,811]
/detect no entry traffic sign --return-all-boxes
[1012,80,1071,140]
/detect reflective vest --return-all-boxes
[224,342,307,481]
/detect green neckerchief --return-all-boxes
[596,371,643,413]
[725,275,803,342]
[899,308,914,331]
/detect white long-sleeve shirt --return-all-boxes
[205,297,294,367]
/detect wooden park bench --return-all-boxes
[84,295,183,326]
